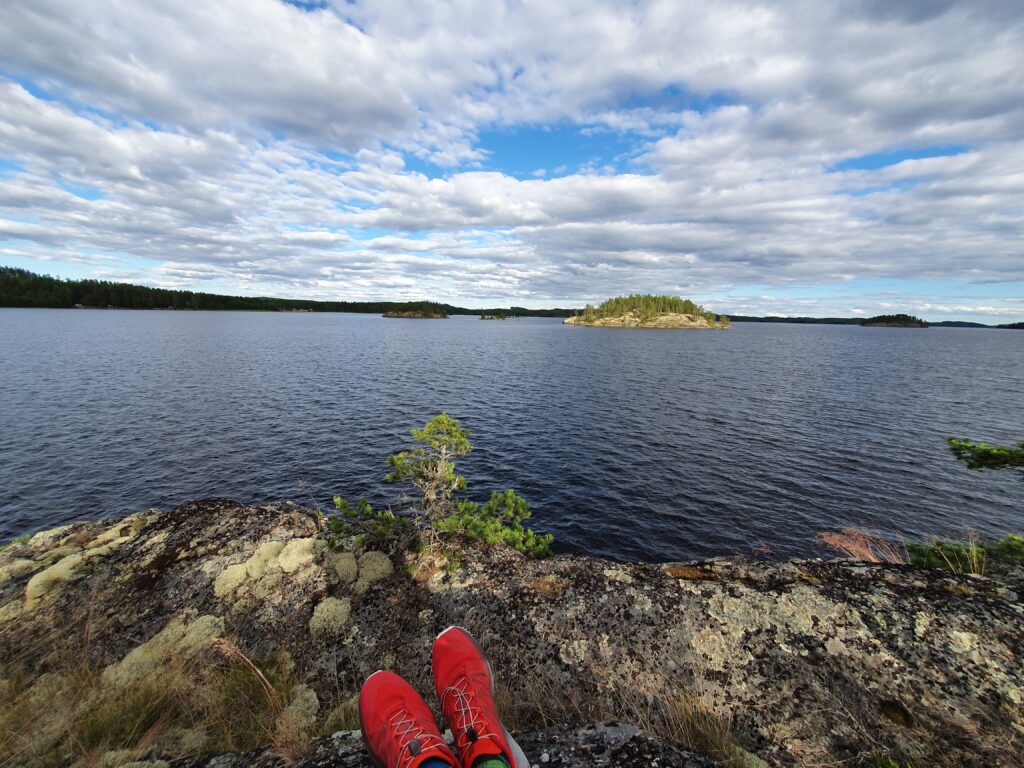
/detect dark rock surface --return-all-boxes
[2,498,1022,767]
[176,724,717,767]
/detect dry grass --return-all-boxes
[929,531,986,576]
[0,635,332,767]
[817,528,908,564]
[608,685,754,767]
[495,669,752,766]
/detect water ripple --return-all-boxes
[1,310,1022,561]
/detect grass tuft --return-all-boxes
[817,528,908,564]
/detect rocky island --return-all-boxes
[860,314,929,328]
[382,310,448,319]
[564,295,730,329]
[2,498,1021,768]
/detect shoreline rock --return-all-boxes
[2,498,1021,767]
[564,312,729,328]
[382,310,448,319]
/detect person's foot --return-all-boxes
[432,626,515,768]
[359,670,457,768]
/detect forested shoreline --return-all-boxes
[0,267,571,317]
[2,267,1022,327]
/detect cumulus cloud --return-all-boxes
[0,0,1022,318]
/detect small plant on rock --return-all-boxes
[326,496,414,554]
[435,490,553,558]
[333,414,553,558]
[385,413,472,524]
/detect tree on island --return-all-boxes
[575,294,727,324]
[860,313,928,327]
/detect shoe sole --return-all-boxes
[434,626,531,768]
[358,670,389,768]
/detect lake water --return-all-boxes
[1,309,1022,561]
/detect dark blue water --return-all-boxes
[1,309,1022,561]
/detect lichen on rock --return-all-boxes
[24,552,83,608]
[326,551,358,584]
[278,538,319,573]
[308,596,351,639]
[0,558,37,584]
[103,612,225,687]
[353,550,392,594]
[2,498,1021,768]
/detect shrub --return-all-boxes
[333,415,554,558]
[435,490,554,558]
[948,437,1024,471]
[326,496,414,554]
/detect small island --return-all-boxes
[564,294,730,329]
[860,313,929,328]
[382,310,448,319]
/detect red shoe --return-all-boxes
[359,670,457,768]
[432,626,519,768]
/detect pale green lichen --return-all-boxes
[327,551,358,584]
[0,599,23,623]
[103,612,224,687]
[37,544,80,564]
[25,553,84,608]
[82,513,155,562]
[213,563,249,598]
[354,551,393,594]
[277,537,318,573]
[246,540,285,578]
[27,523,73,551]
[283,683,320,737]
[0,558,38,584]
[309,596,351,639]
[214,540,291,604]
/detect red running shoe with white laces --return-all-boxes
[432,626,523,768]
[359,670,457,768]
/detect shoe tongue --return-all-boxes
[462,734,505,767]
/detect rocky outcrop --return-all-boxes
[2,499,1021,767]
[382,310,447,318]
[176,724,717,767]
[564,313,728,328]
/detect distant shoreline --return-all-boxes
[3,267,1022,327]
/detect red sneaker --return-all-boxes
[432,626,519,768]
[359,670,457,768]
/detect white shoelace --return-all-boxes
[390,709,446,768]
[441,676,496,749]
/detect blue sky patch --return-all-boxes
[473,123,647,179]
[618,84,738,114]
[0,157,23,177]
[59,181,104,200]
[830,144,969,172]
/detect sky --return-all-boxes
[0,1,1023,321]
